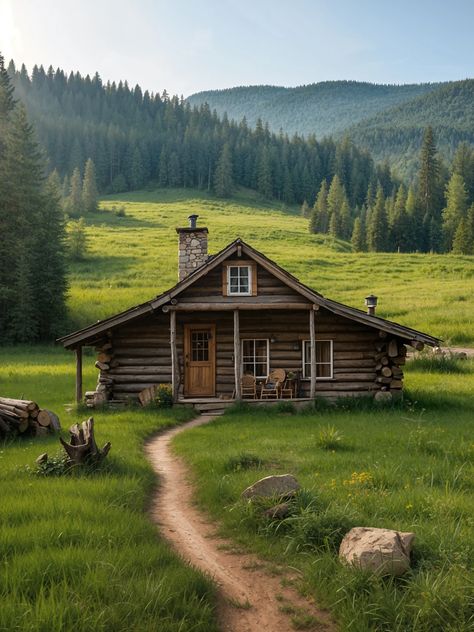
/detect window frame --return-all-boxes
[241,338,270,379]
[302,339,334,380]
[227,264,252,296]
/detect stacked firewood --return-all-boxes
[375,338,423,396]
[85,341,114,407]
[0,397,60,438]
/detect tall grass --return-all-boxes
[174,361,474,630]
[59,187,474,345]
[0,347,217,632]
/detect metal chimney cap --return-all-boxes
[188,214,199,229]
[365,294,378,308]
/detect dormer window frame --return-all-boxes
[222,260,257,297]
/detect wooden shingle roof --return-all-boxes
[58,238,441,349]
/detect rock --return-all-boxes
[242,474,300,500]
[339,527,415,576]
[374,391,392,403]
[263,502,291,520]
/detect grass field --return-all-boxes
[174,360,474,631]
[0,347,218,632]
[65,187,474,345]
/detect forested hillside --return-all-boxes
[7,61,385,208]
[188,80,474,180]
[187,81,438,138]
[348,80,474,178]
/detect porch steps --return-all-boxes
[193,401,233,415]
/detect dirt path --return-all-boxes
[145,415,333,632]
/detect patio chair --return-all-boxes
[260,369,286,399]
[241,374,257,399]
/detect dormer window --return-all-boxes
[228,265,251,295]
[222,261,257,296]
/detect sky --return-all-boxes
[1,0,473,96]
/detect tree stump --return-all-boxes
[59,417,111,466]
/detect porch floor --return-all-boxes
[177,396,313,414]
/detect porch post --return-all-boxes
[234,309,241,399]
[75,346,83,404]
[170,310,179,402]
[309,309,316,399]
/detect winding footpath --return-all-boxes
[145,415,333,632]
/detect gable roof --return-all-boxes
[58,238,441,349]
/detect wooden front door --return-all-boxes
[184,324,216,397]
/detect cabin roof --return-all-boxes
[58,238,441,349]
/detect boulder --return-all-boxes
[242,474,300,500]
[263,502,291,520]
[339,527,415,576]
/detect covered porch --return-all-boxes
[165,303,320,403]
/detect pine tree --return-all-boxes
[327,174,349,239]
[328,211,339,238]
[301,200,310,218]
[82,158,99,212]
[214,143,233,197]
[417,126,443,252]
[0,65,66,342]
[452,217,472,254]
[442,173,468,251]
[405,186,422,251]
[390,184,409,252]
[65,167,83,216]
[367,185,388,252]
[257,146,272,198]
[351,217,366,251]
[309,180,328,233]
[67,218,88,260]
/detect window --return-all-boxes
[227,265,251,295]
[242,339,269,378]
[191,331,210,362]
[302,340,333,379]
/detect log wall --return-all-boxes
[98,306,405,402]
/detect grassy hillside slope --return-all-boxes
[67,188,473,345]
[187,81,438,138]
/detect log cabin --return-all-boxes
[59,215,440,410]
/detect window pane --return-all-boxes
[316,341,331,363]
[240,278,249,293]
[317,363,331,378]
[255,340,267,359]
[255,363,267,377]
[239,267,249,279]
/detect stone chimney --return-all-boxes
[176,215,209,280]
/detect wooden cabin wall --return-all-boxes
[108,312,172,400]
[97,306,404,401]
[179,263,309,304]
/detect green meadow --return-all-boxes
[1,187,473,631]
[174,360,474,631]
[0,347,217,632]
[67,187,474,345]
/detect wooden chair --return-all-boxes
[241,374,257,399]
[260,369,286,399]
[280,378,294,399]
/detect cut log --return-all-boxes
[410,340,424,351]
[97,353,112,364]
[95,361,110,371]
[37,410,51,427]
[0,397,37,411]
[388,340,398,357]
[381,366,392,378]
[42,410,61,432]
